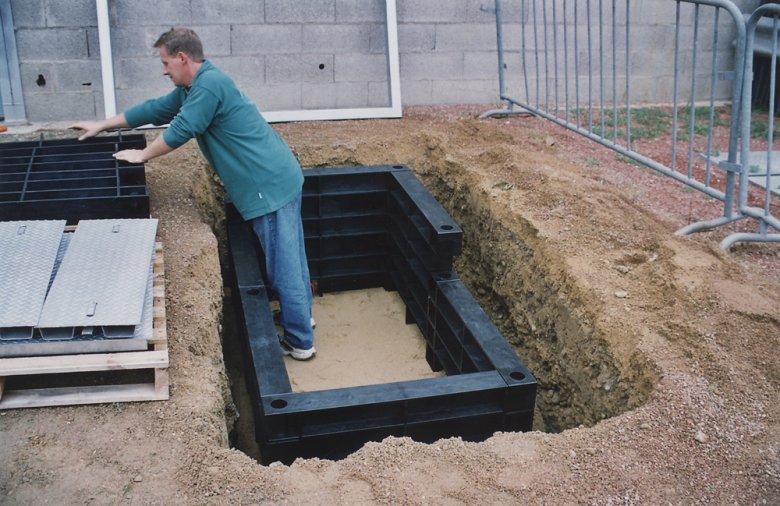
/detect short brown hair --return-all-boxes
[154,27,204,62]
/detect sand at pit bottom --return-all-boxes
[283,287,443,392]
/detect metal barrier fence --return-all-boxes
[726,2,780,248]
[482,0,779,248]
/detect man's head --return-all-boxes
[154,27,204,87]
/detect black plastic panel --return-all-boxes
[0,133,150,223]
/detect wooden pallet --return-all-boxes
[0,242,169,409]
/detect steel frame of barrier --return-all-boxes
[483,0,779,249]
[724,3,780,248]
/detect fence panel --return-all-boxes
[722,3,780,247]
[482,0,767,247]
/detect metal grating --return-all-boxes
[0,220,65,340]
[37,219,158,338]
[0,219,158,357]
[0,134,150,223]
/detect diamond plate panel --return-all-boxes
[0,221,66,335]
[38,219,158,329]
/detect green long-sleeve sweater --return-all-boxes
[124,60,303,221]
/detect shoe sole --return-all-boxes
[280,339,316,361]
[283,348,316,361]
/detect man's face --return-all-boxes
[159,47,187,87]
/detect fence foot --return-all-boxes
[479,108,535,120]
[675,215,744,236]
[720,232,780,250]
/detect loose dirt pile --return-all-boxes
[1,105,778,504]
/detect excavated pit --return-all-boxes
[418,170,650,432]
[191,153,651,462]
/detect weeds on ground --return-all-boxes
[749,108,780,139]
[572,105,729,141]
[615,154,645,167]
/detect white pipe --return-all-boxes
[96,0,117,118]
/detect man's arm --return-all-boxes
[113,133,174,164]
[69,113,130,141]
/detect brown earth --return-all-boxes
[1,105,779,505]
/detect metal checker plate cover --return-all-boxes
[38,219,158,328]
[0,220,66,328]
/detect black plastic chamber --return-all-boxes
[226,164,537,465]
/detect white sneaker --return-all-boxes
[280,338,316,361]
[311,317,316,329]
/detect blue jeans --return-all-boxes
[251,191,314,350]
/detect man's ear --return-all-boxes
[176,51,189,64]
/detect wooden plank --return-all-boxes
[0,383,168,410]
[154,367,170,397]
[0,350,168,377]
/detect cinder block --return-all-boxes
[231,25,302,55]
[115,57,171,90]
[23,92,97,122]
[190,25,232,57]
[630,25,678,52]
[400,52,463,80]
[10,0,45,28]
[110,25,228,59]
[86,27,102,60]
[266,0,335,23]
[303,25,370,53]
[431,79,497,104]
[464,0,498,23]
[368,80,391,107]
[15,28,89,61]
[249,84,303,112]
[191,0,264,24]
[400,79,433,105]
[464,0,525,22]
[54,61,103,92]
[436,23,497,52]
[505,21,549,53]
[112,0,192,26]
[20,62,55,94]
[397,0,468,23]
[368,23,388,54]
[464,51,499,79]
[335,53,388,82]
[336,0,385,23]
[108,26,166,59]
[301,82,369,108]
[115,88,171,114]
[209,56,264,87]
[630,0,697,27]
[45,0,97,27]
[398,24,435,53]
[265,54,334,84]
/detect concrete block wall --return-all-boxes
[6,0,764,122]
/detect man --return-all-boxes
[71,27,316,360]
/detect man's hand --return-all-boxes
[69,120,105,141]
[113,149,147,164]
[69,114,129,141]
